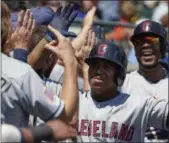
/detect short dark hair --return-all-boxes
[28,25,48,53]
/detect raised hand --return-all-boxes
[75,29,96,65]
[44,25,76,65]
[11,9,35,49]
[47,119,77,141]
[46,2,78,42]
[53,3,78,32]
[83,6,96,30]
[72,6,96,54]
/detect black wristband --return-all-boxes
[29,124,53,142]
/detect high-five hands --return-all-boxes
[75,29,96,66]
[72,6,96,60]
[46,3,78,42]
[11,9,35,49]
[45,25,77,65]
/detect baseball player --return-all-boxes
[45,39,168,142]
[75,40,168,142]
[122,20,168,100]
[1,1,79,128]
[121,20,168,141]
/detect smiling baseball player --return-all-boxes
[122,20,168,100]
[121,20,168,142]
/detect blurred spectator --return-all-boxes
[97,0,120,21]
[105,1,137,41]
[38,0,60,12]
[160,12,169,28]
[5,0,27,12]
[9,1,57,31]
[138,1,159,19]
[76,0,101,20]
[152,1,168,24]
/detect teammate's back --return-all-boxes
[2,53,32,79]
[1,53,64,127]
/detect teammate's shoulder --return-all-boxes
[122,70,139,87]
[2,53,32,78]
[120,91,149,101]
[126,70,138,77]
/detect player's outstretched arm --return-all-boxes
[45,25,79,122]
[28,38,48,67]
[145,97,168,131]
[75,29,96,91]
[70,6,96,91]
[2,120,77,143]
[72,6,96,54]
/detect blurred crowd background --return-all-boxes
[5,0,169,71]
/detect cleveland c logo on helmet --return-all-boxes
[142,21,151,32]
[98,44,108,56]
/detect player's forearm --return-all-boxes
[2,124,52,143]
[28,38,48,67]
[82,63,90,91]
[21,124,53,143]
[60,58,79,122]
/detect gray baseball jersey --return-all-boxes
[122,70,168,142]
[1,53,64,127]
[122,70,168,100]
[77,91,168,142]
[49,64,84,91]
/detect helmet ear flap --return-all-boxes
[115,66,127,87]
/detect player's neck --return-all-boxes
[138,65,166,83]
[91,88,118,102]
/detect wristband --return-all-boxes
[29,123,53,142]
[13,49,28,63]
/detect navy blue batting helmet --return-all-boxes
[130,20,167,58]
[85,40,127,86]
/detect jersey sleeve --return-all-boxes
[45,80,62,98]
[49,64,64,83]
[20,68,64,121]
[49,64,85,91]
[146,97,168,131]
